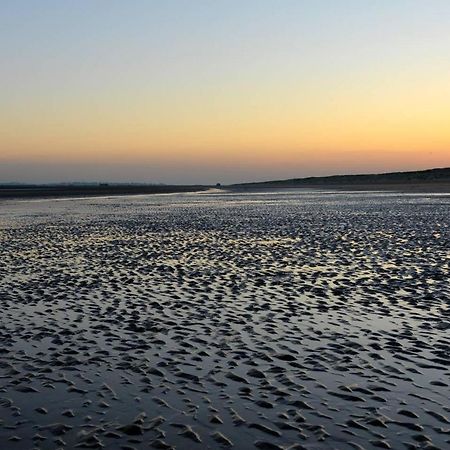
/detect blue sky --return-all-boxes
[1,1,449,183]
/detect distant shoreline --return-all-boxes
[229,182,450,193]
[2,167,450,199]
[0,185,209,200]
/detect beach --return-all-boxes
[231,182,450,194]
[1,189,449,449]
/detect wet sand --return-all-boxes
[0,190,449,449]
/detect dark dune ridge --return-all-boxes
[0,190,449,450]
[232,167,450,192]
[0,184,208,200]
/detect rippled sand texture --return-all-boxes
[1,191,449,450]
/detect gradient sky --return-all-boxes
[1,0,449,184]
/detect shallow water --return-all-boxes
[0,190,449,449]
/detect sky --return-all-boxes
[1,0,449,184]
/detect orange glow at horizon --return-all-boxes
[3,73,449,172]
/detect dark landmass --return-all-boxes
[231,167,450,192]
[0,184,209,200]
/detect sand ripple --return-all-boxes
[0,191,449,449]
